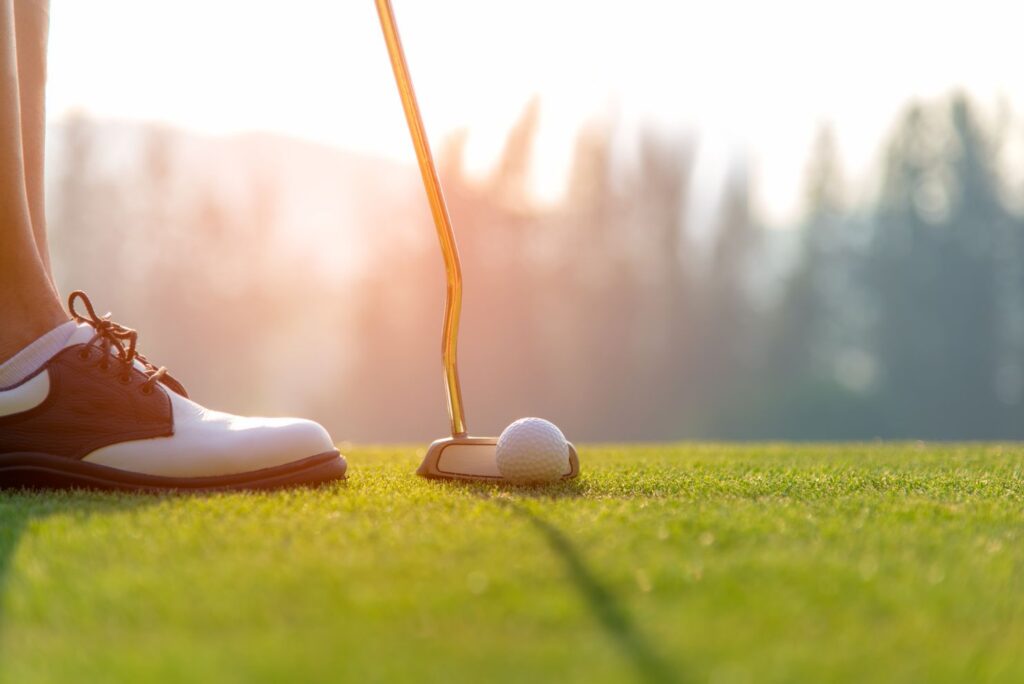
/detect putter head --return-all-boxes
[417,436,580,481]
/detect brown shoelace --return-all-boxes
[68,290,176,395]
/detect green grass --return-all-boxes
[3,444,1024,683]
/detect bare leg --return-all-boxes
[14,0,51,279]
[0,0,66,364]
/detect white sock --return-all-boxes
[0,320,78,388]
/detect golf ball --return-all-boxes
[495,417,570,483]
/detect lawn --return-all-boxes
[2,444,1024,683]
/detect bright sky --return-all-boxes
[46,0,1024,225]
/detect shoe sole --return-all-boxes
[0,451,347,493]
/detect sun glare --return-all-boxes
[46,0,1024,223]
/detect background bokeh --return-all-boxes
[42,1,1024,440]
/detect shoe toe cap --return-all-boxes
[83,393,340,478]
[225,416,338,467]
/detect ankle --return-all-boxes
[0,297,70,365]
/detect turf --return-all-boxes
[2,444,1024,683]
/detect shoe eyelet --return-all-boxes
[140,385,154,395]
[78,349,91,361]
[98,360,110,371]
[118,373,132,385]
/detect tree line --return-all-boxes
[47,93,1024,441]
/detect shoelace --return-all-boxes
[68,290,181,395]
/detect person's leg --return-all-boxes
[14,0,52,279]
[0,0,66,365]
[0,0,345,490]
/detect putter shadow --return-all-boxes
[501,500,682,684]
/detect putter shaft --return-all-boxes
[374,0,467,437]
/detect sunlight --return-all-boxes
[47,0,1024,222]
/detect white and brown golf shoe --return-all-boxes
[0,292,346,492]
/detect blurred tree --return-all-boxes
[747,126,882,438]
[631,130,696,436]
[488,96,540,207]
[558,120,650,439]
[696,162,760,434]
[869,96,1013,437]
[778,125,846,380]
[49,113,126,303]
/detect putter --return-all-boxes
[374,0,580,481]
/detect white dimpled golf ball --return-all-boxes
[495,417,570,483]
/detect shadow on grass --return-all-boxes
[0,479,347,615]
[0,490,163,676]
[501,500,682,684]
[0,490,158,617]
[0,480,346,627]
[0,481,343,673]
[426,480,678,680]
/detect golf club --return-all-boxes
[373,0,580,481]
